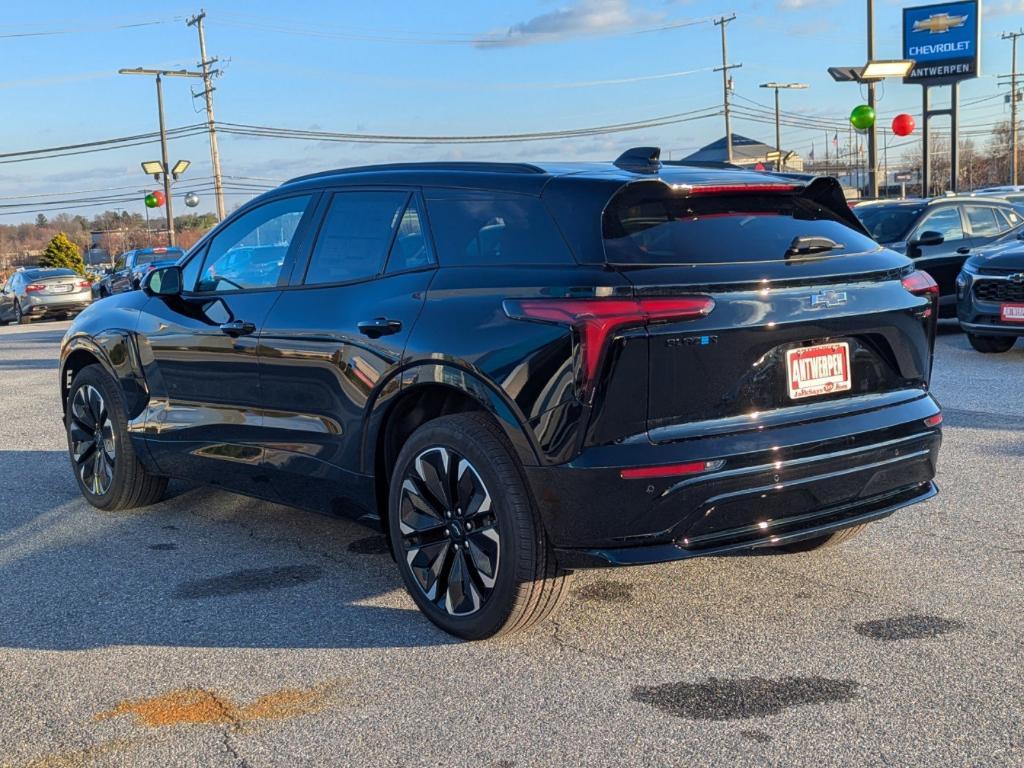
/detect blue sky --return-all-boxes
[1,0,1021,222]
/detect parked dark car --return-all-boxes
[853,196,1024,316]
[957,243,1024,352]
[93,247,184,297]
[60,149,942,639]
[1,267,91,324]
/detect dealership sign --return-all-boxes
[903,0,980,84]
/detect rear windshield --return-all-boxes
[22,268,74,280]
[854,204,923,243]
[603,187,880,264]
[136,249,183,265]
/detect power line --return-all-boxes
[0,18,178,39]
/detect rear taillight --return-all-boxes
[78,281,91,288]
[504,296,714,400]
[924,413,943,428]
[620,459,725,480]
[902,270,939,318]
[24,284,45,293]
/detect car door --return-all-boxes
[136,192,319,494]
[0,276,15,321]
[966,204,1014,250]
[110,252,132,294]
[258,189,435,518]
[909,205,974,301]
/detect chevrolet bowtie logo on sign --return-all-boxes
[903,1,979,85]
[913,13,968,34]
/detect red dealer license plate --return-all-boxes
[1000,303,1024,323]
[786,342,852,400]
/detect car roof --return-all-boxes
[278,152,807,197]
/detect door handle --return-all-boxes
[956,247,971,254]
[220,320,256,337]
[357,317,402,338]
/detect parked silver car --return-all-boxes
[0,268,92,324]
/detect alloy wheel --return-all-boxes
[399,447,500,617]
[68,384,116,495]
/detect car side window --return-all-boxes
[386,197,435,273]
[304,191,408,285]
[197,195,311,293]
[916,207,964,242]
[114,254,127,271]
[964,206,1001,237]
[180,246,206,293]
[995,207,1021,231]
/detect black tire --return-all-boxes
[65,364,168,511]
[775,523,870,553]
[387,413,571,640]
[15,302,31,324]
[967,333,1016,353]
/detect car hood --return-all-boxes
[965,243,1024,270]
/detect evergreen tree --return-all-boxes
[35,214,48,228]
[38,232,86,275]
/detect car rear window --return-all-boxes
[135,249,183,265]
[426,195,574,266]
[854,204,923,243]
[23,268,74,280]
[603,186,879,264]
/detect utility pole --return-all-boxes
[866,0,879,198]
[714,15,740,164]
[187,9,226,221]
[1003,30,1023,186]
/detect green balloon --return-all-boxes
[144,193,158,208]
[850,104,876,131]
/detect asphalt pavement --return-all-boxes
[0,319,1021,767]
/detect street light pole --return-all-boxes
[118,67,205,248]
[759,82,808,172]
[867,0,879,198]
[154,74,176,247]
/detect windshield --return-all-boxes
[853,204,923,243]
[602,187,878,264]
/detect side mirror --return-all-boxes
[911,230,945,248]
[143,265,183,297]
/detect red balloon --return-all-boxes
[892,113,915,137]
[151,190,166,207]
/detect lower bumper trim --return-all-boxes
[958,320,1024,337]
[555,481,937,569]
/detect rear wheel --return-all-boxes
[775,523,869,553]
[387,413,570,640]
[65,365,167,511]
[15,302,31,324]
[967,333,1016,353]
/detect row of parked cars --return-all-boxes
[852,190,1024,353]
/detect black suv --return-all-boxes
[60,149,942,639]
[957,242,1024,352]
[94,247,185,297]
[853,196,1024,316]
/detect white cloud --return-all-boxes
[477,0,663,48]
[985,1,1024,16]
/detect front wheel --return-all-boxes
[388,413,570,640]
[66,365,168,511]
[967,333,1016,353]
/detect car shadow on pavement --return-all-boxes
[0,450,456,651]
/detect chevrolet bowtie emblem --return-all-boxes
[913,13,968,34]
[809,290,848,309]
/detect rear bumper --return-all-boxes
[525,391,941,568]
[25,297,91,315]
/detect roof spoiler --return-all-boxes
[614,147,662,174]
